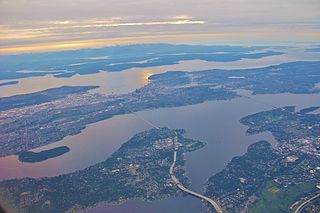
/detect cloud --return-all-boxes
[0,0,319,53]
[0,18,205,44]
[0,33,235,54]
[48,20,77,25]
[169,15,193,19]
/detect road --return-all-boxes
[130,111,223,213]
[293,193,320,213]
[169,150,224,213]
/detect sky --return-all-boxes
[0,0,319,54]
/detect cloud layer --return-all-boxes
[0,0,319,53]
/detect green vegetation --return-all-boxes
[0,128,206,213]
[18,146,70,163]
[205,106,320,212]
[2,61,320,157]
[249,182,316,213]
[204,141,281,212]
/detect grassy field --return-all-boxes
[249,181,316,213]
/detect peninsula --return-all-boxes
[0,128,206,213]
[205,106,320,212]
[1,61,319,157]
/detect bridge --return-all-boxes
[169,150,224,213]
[129,110,224,213]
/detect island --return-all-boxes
[0,81,19,87]
[0,127,206,213]
[18,146,70,163]
[0,61,320,157]
[0,44,279,80]
[204,106,320,212]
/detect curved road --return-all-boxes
[129,111,223,213]
[169,150,224,213]
[293,193,320,213]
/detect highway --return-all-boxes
[130,111,223,213]
[169,150,224,213]
[293,193,320,213]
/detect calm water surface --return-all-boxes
[0,47,319,97]
[0,47,320,212]
[0,93,319,212]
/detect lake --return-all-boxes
[0,92,319,212]
[0,46,319,212]
[0,46,319,98]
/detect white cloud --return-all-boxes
[0,0,319,53]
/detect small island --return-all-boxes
[1,61,320,157]
[0,44,279,80]
[0,81,19,87]
[0,127,206,213]
[18,146,70,163]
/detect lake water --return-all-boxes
[0,47,319,212]
[2,92,320,180]
[0,47,319,98]
[0,92,319,212]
